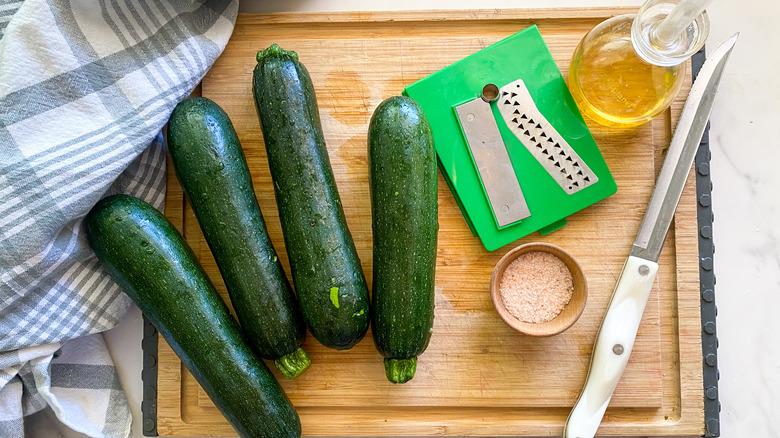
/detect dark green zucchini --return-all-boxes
[167,97,309,379]
[368,96,438,384]
[252,44,369,350]
[85,195,300,438]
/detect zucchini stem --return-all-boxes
[256,43,298,63]
[383,357,417,384]
[274,347,311,379]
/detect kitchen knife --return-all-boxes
[563,33,738,438]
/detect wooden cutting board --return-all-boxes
[156,8,704,437]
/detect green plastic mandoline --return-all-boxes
[403,25,617,251]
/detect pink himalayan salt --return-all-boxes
[499,251,573,323]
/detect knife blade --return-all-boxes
[563,33,738,438]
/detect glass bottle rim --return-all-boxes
[632,0,710,67]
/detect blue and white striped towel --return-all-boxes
[0,1,237,436]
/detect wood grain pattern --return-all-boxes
[157,8,704,436]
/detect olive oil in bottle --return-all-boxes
[568,0,710,128]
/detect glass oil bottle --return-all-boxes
[568,0,710,128]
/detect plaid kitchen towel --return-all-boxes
[0,0,237,437]
[0,334,129,437]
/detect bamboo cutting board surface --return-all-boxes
[157,8,704,437]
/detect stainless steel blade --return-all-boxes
[455,98,532,227]
[496,79,598,195]
[631,34,738,262]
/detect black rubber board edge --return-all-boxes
[138,49,720,438]
[692,46,721,437]
[141,315,159,436]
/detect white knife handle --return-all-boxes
[564,255,659,438]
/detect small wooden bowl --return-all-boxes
[490,242,587,337]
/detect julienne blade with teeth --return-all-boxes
[496,79,598,194]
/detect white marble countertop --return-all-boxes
[28,0,778,437]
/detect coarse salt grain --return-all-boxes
[499,251,574,324]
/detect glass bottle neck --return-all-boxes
[631,0,709,67]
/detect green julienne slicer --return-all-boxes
[403,25,617,251]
